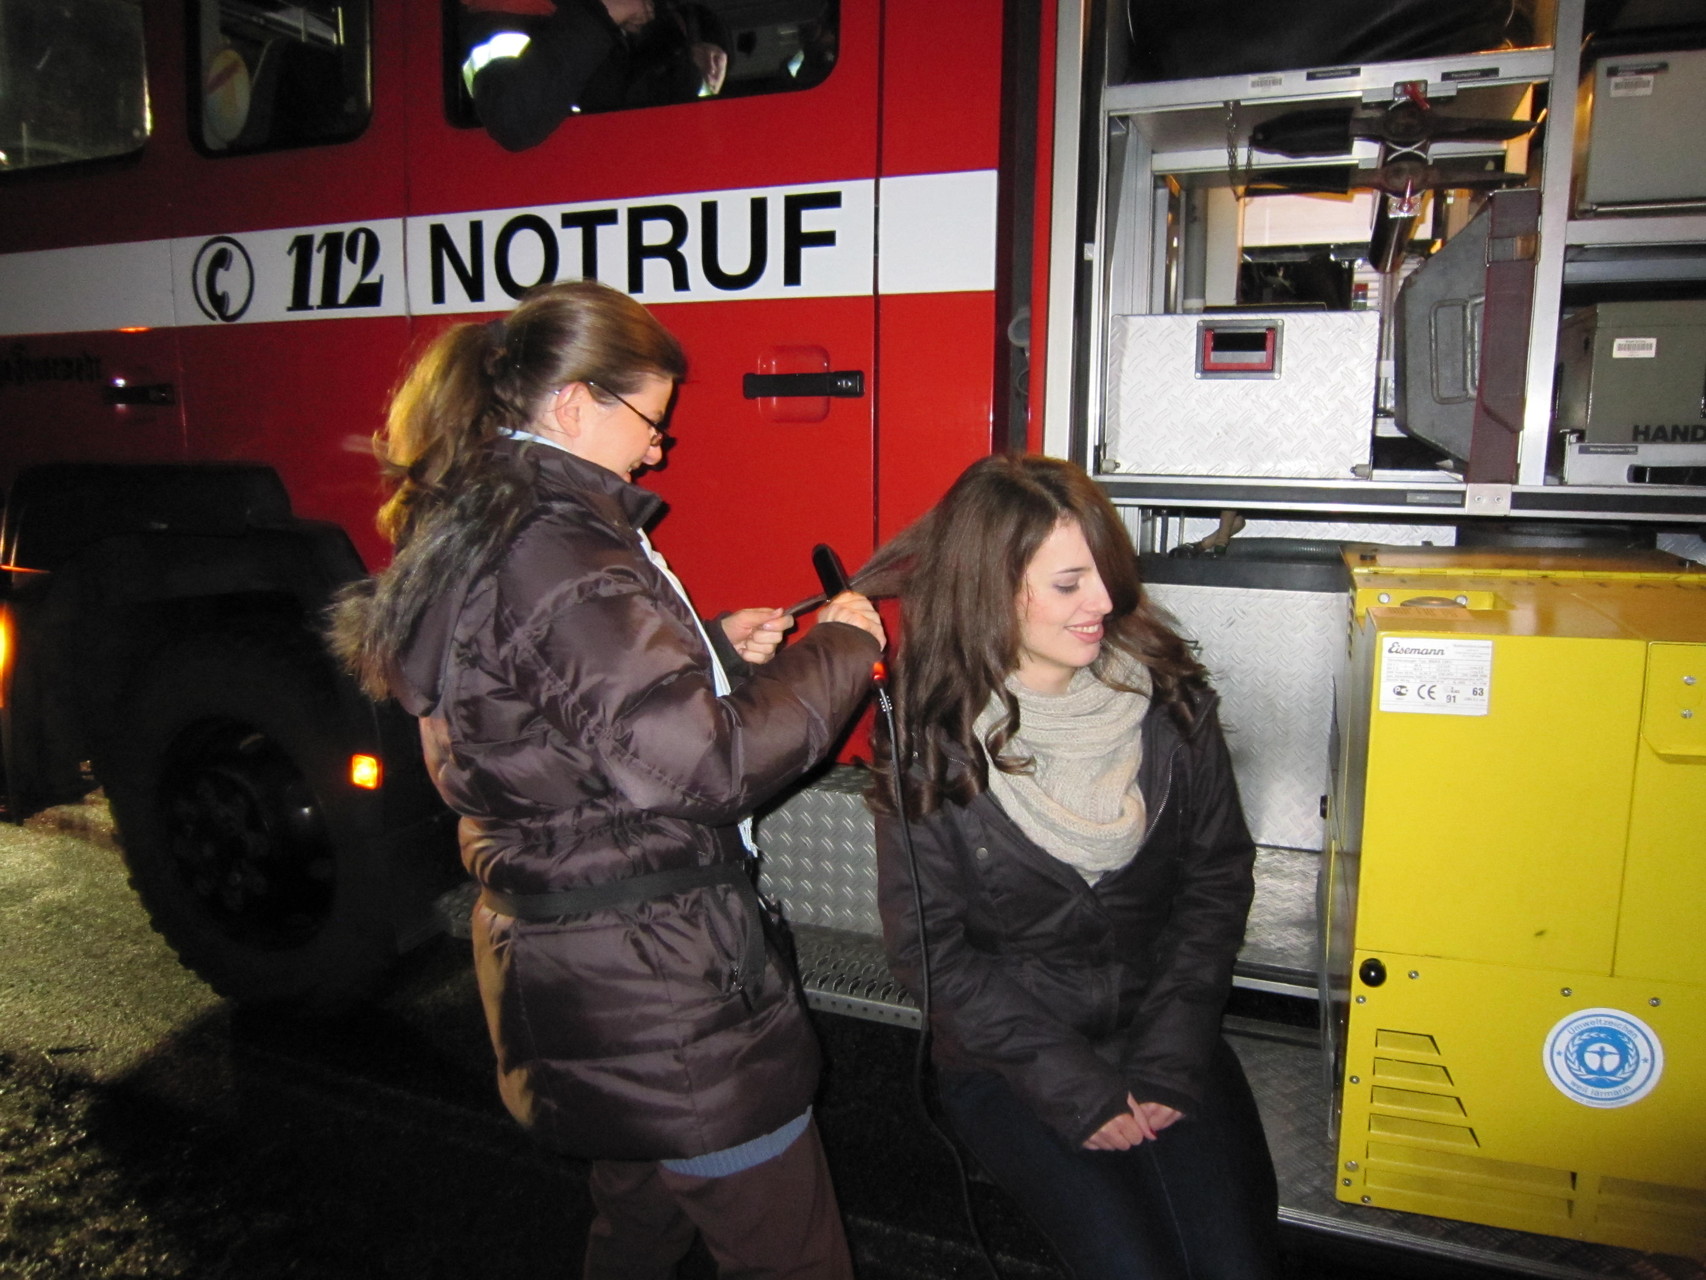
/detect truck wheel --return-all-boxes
[101,634,392,1013]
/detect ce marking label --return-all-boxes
[1378,637,1492,717]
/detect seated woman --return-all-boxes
[869,455,1280,1280]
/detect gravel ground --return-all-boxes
[0,798,1578,1280]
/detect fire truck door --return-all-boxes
[167,0,411,567]
[404,2,883,613]
[0,0,185,486]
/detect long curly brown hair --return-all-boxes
[866,455,1204,818]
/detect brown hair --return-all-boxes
[867,454,1204,818]
[330,281,685,700]
[376,279,686,549]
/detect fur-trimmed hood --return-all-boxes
[327,440,660,712]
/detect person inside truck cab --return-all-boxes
[460,0,728,151]
[330,281,883,1279]
[869,455,1280,1280]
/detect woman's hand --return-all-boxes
[720,608,794,665]
[1082,1095,1184,1151]
[819,592,886,648]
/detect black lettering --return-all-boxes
[701,197,767,291]
[340,226,384,309]
[0,344,103,391]
[495,214,560,299]
[286,234,315,311]
[316,232,346,309]
[1634,424,1652,442]
[560,209,619,280]
[783,191,840,287]
[430,222,485,306]
[627,205,690,293]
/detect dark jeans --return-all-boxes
[938,1037,1280,1280]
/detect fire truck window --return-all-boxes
[446,0,838,147]
[193,0,372,154]
[0,0,148,173]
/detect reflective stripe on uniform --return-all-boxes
[462,31,531,94]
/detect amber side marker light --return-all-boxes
[350,754,383,790]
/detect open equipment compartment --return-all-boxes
[1063,0,1706,522]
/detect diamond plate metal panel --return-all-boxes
[754,766,881,934]
[1242,846,1317,981]
[1105,312,1379,478]
[1145,582,1340,853]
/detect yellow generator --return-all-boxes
[1323,548,1706,1259]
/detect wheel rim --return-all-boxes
[156,718,336,949]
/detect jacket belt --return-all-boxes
[481,862,768,995]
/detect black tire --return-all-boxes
[100,632,394,1013]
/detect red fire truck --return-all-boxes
[0,0,1035,1002]
[3,0,1703,1272]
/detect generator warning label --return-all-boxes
[1378,637,1492,716]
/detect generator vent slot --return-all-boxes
[1375,1029,1442,1055]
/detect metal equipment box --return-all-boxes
[1575,48,1706,213]
[1104,310,1379,479]
[1393,189,1541,474]
[1325,548,1706,1259]
[1557,301,1706,486]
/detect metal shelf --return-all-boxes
[1566,214,1706,247]
[1564,242,1706,285]
[1100,475,1706,522]
[1104,47,1557,115]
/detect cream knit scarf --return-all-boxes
[974,655,1152,883]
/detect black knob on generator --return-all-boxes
[1358,958,1388,988]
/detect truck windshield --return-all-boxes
[0,0,149,173]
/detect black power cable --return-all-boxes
[873,681,1003,1280]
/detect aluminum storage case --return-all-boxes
[1393,189,1542,471]
[1575,48,1706,213]
[1105,310,1379,479]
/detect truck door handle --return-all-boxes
[103,382,176,406]
[742,371,864,399]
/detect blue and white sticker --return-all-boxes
[1543,1008,1663,1108]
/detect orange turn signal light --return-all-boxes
[349,754,382,790]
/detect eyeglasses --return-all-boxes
[586,381,668,438]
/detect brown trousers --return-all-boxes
[582,1119,854,1280]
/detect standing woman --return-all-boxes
[332,281,882,1279]
[870,455,1279,1280]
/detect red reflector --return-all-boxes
[350,754,382,790]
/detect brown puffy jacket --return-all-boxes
[392,441,878,1159]
[876,688,1255,1148]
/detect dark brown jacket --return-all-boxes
[875,688,1254,1148]
[391,441,878,1159]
